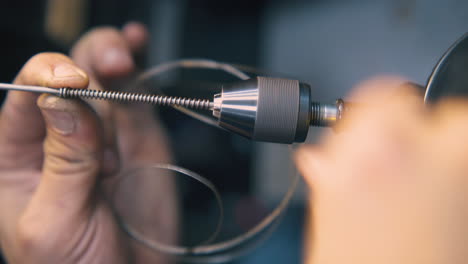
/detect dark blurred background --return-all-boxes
[1,0,468,263]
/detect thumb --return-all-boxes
[31,94,103,216]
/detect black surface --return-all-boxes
[425,33,468,102]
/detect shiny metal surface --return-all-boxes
[320,103,339,126]
[213,77,309,143]
[309,101,342,127]
[336,99,345,121]
[212,76,347,143]
[213,79,259,138]
[0,83,60,95]
[0,79,350,144]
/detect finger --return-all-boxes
[346,76,408,102]
[13,95,105,262]
[0,53,88,168]
[31,94,103,215]
[348,79,425,141]
[294,146,328,191]
[70,27,138,175]
[429,99,468,170]
[322,78,427,186]
[110,107,177,263]
[114,106,171,166]
[336,76,425,133]
[71,27,135,79]
[122,21,149,54]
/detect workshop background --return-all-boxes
[1,0,468,263]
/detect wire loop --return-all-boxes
[113,59,299,263]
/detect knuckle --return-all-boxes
[43,138,101,177]
[47,153,100,178]
[72,26,121,52]
[71,26,127,71]
[17,52,73,86]
[86,26,122,43]
[27,52,69,65]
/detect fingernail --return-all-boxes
[43,109,75,135]
[38,95,76,135]
[103,48,133,68]
[54,64,87,79]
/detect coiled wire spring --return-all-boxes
[59,87,213,110]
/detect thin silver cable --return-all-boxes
[116,59,299,261]
[0,83,60,95]
[112,165,224,249]
[135,59,250,129]
[176,211,285,264]
[116,153,300,256]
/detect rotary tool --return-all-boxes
[0,32,467,144]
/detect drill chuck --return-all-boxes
[212,76,344,144]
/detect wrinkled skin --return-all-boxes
[0,22,177,263]
[296,78,468,264]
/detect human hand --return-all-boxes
[71,21,179,263]
[0,22,177,264]
[296,78,468,264]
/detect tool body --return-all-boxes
[0,78,346,144]
[1,32,467,144]
[212,77,345,143]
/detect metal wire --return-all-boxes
[114,59,300,263]
[134,59,251,129]
[0,83,60,95]
[112,165,224,253]
[59,87,213,110]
